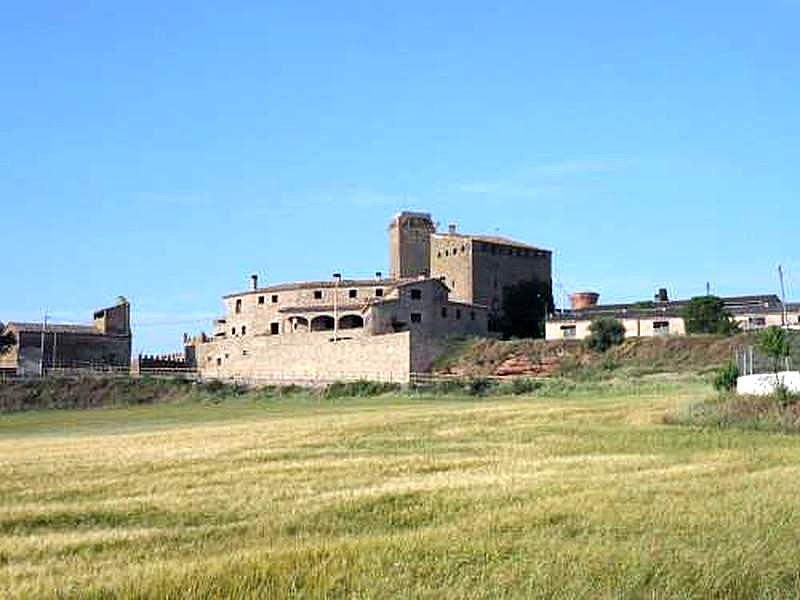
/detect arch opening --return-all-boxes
[310,315,335,332]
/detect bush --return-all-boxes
[322,380,400,399]
[586,318,626,353]
[713,361,739,392]
[682,296,739,335]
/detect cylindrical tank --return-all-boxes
[570,292,600,311]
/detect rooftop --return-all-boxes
[550,294,785,322]
[4,322,102,335]
[224,278,398,299]
[431,231,550,253]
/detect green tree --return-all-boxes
[0,330,15,355]
[586,318,626,353]
[757,326,791,403]
[682,296,740,335]
[494,280,553,339]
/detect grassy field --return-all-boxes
[2,378,800,598]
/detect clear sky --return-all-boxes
[2,1,798,354]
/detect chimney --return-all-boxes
[448,223,457,234]
[655,288,669,303]
[250,274,258,291]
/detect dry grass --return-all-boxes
[2,380,800,598]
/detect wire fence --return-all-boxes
[735,333,800,376]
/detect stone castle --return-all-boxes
[190,212,552,382]
[0,300,132,376]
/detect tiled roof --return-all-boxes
[224,279,397,298]
[432,232,550,252]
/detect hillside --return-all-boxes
[434,334,752,378]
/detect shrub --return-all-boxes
[713,361,739,392]
[322,380,400,399]
[757,326,792,405]
[682,296,739,335]
[586,318,625,353]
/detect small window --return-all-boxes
[410,313,422,323]
[437,251,442,258]
[561,325,577,339]
[235,299,242,314]
[241,325,246,335]
[271,295,279,303]
[653,321,670,335]
[470,311,476,321]
[461,245,466,252]
[349,289,357,299]
[270,322,279,335]
[456,309,462,320]
[314,290,323,300]
[410,289,422,300]
[231,327,236,335]
[207,356,213,362]
[747,317,766,330]
[444,250,449,257]
[224,353,229,359]
[216,358,222,366]
[258,296,265,305]
[375,288,384,297]
[441,306,448,318]
[242,349,248,356]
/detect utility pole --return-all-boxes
[39,313,48,377]
[332,273,342,342]
[778,264,787,327]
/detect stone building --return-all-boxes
[0,299,132,375]
[546,290,800,341]
[192,211,550,382]
[389,212,552,333]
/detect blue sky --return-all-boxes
[1,1,798,353]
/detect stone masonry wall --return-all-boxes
[196,330,412,383]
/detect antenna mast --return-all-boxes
[778,264,787,327]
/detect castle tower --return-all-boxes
[388,212,435,279]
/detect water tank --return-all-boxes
[570,292,600,311]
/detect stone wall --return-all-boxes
[388,212,435,279]
[430,235,474,303]
[196,330,412,383]
[11,331,131,375]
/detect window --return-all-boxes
[349,289,357,299]
[444,250,449,256]
[235,299,242,314]
[456,309,462,320]
[270,322,280,335]
[271,295,279,303]
[441,306,448,318]
[410,289,422,300]
[241,325,246,335]
[314,290,323,300]
[375,288,384,297]
[258,296,265,305]
[748,316,766,330]
[242,349,248,356]
[231,327,236,335]
[216,358,222,366]
[653,321,670,335]
[437,251,442,258]
[410,312,422,323]
[461,245,466,252]
[561,325,577,339]
[470,311,476,321]
[207,356,212,362]
[224,353,229,359]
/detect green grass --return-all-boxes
[2,378,800,598]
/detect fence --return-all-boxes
[735,333,800,376]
